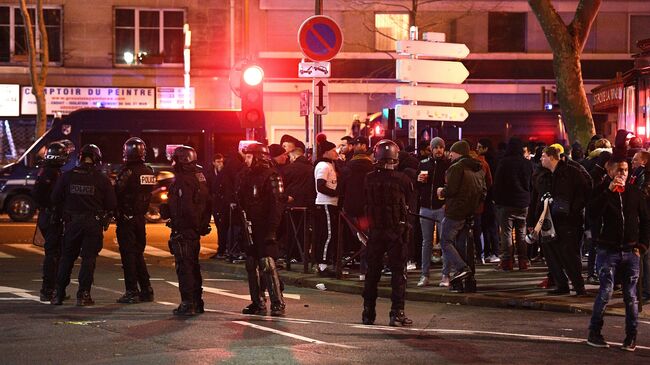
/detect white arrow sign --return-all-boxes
[396,40,470,59]
[396,85,469,104]
[396,59,469,84]
[313,79,328,115]
[396,104,468,122]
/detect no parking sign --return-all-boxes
[298,16,343,62]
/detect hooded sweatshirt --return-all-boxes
[440,155,487,220]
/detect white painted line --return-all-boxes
[0,251,16,258]
[118,278,165,281]
[203,278,236,282]
[166,281,300,301]
[1,223,37,227]
[99,248,122,259]
[0,285,45,304]
[640,321,650,326]
[156,301,177,306]
[144,246,172,257]
[200,247,217,255]
[4,244,44,256]
[232,320,357,349]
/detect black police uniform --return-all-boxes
[239,145,287,316]
[163,147,211,316]
[51,146,117,305]
[115,160,156,303]
[362,141,414,326]
[32,143,67,301]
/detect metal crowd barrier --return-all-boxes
[335,211,368,280]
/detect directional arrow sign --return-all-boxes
[396,85,469,104]
[313,79,328,115]
[396,40,470,59]
[396,59,469,84]
[396,104,468,122]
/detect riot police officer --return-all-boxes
[161,146,211,316]
[238,142,286,316]
[362,139,414,326]
[51,144,117,306]
[33,141,69,301]
[115,137,156,304]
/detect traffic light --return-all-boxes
[240,63,265,128]
[371,121,385,138]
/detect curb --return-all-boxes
[200,260,646,319]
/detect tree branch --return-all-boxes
[569,0,601,51]
[19,0,39,90]
[528,0,570,52]
[36,0,49,85]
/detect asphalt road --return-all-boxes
[1,221,649,364]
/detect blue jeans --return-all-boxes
[643,250,650,299]
[419,207,447,277]
[589,249,640,336]
[496,205,528,262]
[440,217,469,273]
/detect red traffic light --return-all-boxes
[243,65,264,86]
[240,63,264,128]
[372,123,384,137]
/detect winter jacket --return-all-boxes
[417,155,451,210]
[440,156,487,220]
[493,154,533,208]
[527,160,590,228]
[589,176,650,254]
[339,153,374,217]
[283,155,316,208]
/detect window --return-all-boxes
[375,13,409,51]
[488,12,526,52]
[629,15,650,53]
[114,8,185,65]
[140,131,204,165]
[0,5,62,64]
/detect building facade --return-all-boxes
[1,0,649,157]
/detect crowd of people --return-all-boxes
[31,125,650,350]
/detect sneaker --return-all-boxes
[195,299,205,314]
[40,289,54,302]
[270,303,286,317]
[389,310,413,327]
[173,301,196,316]
[486,255,501,263]
[139,286,155,302]
[417,276,429,287]
[116,290,140,304]
[406,261,417,271]
[587,330,609,348]
[381,267,392,276]
[450,267,472,285]
[431,255,442,264]
[439,275,450,287]
[621,335,636,352]
[242,302,267,316]
[362,306,376,325]
[76,291,95,306]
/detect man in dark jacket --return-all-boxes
[437,141,487,287]
[493,137,533,271]
[221,150,246,261]
[529,146,589,295]
[207,153,228,259]
[416,137,451,287]
[282,141,314,261]
[587,155,649,351]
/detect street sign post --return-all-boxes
[298,16,343,62]
[313,79,328,115]
[396,85,469,104]
[299,61,331,78]
[396,40,469,59]
[396,59,469,84]
[396,104,468,122]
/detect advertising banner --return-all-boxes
[21,86,155,115]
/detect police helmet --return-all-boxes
[44,141,69,167]
[373,139,399,169]
[242,141,270,156]
[79,144,102,165]
[123,137,147,162]
[172,145,197,165]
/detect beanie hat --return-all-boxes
[318,140,337,157]
[430,137,445,149]
[549,143,565,155]
[450,140,470,156]
[268,144,286,158]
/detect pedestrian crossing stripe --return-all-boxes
[4,244,44,255]
[98,248,121,259]
[144,246,172,257]
[0,251,16,258]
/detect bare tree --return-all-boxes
[19,0,49,139]
[529,0,600,146]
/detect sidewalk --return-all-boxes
[201,259,650,320]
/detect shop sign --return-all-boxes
[156,87,195,109]
[21,86,155,115]
[592,84,623,111]
[0,84,20,117]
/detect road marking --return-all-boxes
[166,281,300,301]
[99,248,121,259]
[144,246,172,257]
[1,223,37,227]
[200,247,217,255]
[4,244,44,255]
[232,320,356,349]
[0,285,45,304]
[0,251,16,258]
[203,278,236,282]
[118,278,165,281]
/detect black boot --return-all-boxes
[173,301,196,316]
[116,290,140,304]
[76,291,95,306]
[243,256,266,315]
[40,288,54,302]
[389,310,413,327]
[362,306,376,325]
[260,257,286,317]
[139,286,154,302]
[50,289,65,305]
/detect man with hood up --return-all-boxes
[436,141,487,287]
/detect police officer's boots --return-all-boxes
[260,257,286,316]
[242,256,267,315]
[139,286,154,302]
[50,288,66,305]
[362,306,376,325]
[116,290,140,304]
[76,291,95,306]
[40,288,54,302]
[173,301,196,316]
[389,309,413,327]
